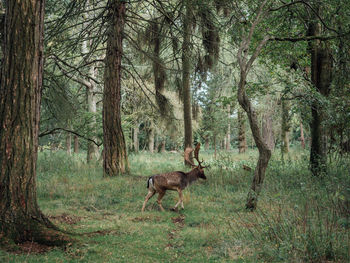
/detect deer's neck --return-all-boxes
[186,169,199,185]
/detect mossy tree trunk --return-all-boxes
[308,20,332,176]
[0,0,69,245]
[103,0,129,176]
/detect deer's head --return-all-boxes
[185,143,207,180]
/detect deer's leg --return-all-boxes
[157,191,166,211]
[141,189,156,212]
[174,189,183,210]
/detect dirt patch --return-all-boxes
[15,241,53,254]
[171,215,185,227]
[49,213,81,225]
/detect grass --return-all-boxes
[0,148,349,262]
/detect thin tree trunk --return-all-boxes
[86,67,99,162]
[213,135,217,159]
[82,2,99,163]
[74,135,79,153]
[237,0,272,211]
[226,104,231,151]
[133,124,139,153]
[148,125,155,153]
[238,107,247,153]
[204,136,209,150]
[281,99,291,154]
[160,139,166,153]
[66,131,72,155]
[182,0,193,166]
[300,122,305,149]
[103,0,129,176]
[0,0,69,245]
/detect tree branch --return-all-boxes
[39,128,102,147]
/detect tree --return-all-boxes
[103,0,129,176]
[0,0,68,245]
[182,0,193,165]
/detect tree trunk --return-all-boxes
[236,1,272,210]
[262,112,275,151]
[82,3,99,163]
[226,104,231,151]
[103,0,129,176]
[0,0,69,245]
[160,139,166,153]
[66,131,72,155]
[308,21,332,176]
[133,124,139,153]
[281,99,291,154]
[74,135,79,154]
[213,135,217,159]
[300,122,305,149]
[182,0,193,166]
[238,74,272,211]
[204,136,209,150]
[238,107,247,153]
[86,67,99,162]
[148,126,155,153]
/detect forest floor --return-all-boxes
[0,148,349,262]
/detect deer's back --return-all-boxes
[152,171,187,191]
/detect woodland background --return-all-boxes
[0,0,349,262]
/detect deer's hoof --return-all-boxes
[170,207,178,212]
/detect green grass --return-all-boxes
[0,149,349,262]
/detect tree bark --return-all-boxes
[182,0,193,166]
[238,107,247,153]
[281,99,291,154]
[86,66,99,162]
[103,0,129,176]
[0,0,69,245]
[226,104,231,151]
[204,136,209,151]
[74,135,79,154]
[133,124,139,153]
[148,125,155,153]
[262,112,275,151]
[300,122,305,149]
[308,21,332,176]
[160,139,166,153]
[66,131,72,155]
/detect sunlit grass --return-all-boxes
[0,149,349,262]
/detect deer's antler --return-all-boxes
[184,147,195,167]
[193,143,207,168]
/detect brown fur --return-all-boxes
[141,167,206,212]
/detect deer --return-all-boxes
[141,143,207,212]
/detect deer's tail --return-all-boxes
[147,176,154,189]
